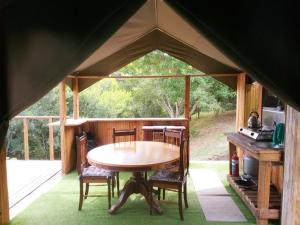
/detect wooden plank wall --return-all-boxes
[236,73,246,131]
[83,120,189,146]
[63,127,77,173]
[0,144,9,225]
[244,81,263,126]
[281,106,300,225]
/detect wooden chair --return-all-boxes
[112,128,137,196]
[112,128,137,143]
[148,138,189,220]
[77,133,114,210]
[163,128,183,146]
[159,129,187,199]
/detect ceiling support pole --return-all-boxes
[235,73,246,131]
[59,79,67,174]
[184,75,190,120]
[73,77,79,119]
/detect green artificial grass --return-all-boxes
[9,162,279,225]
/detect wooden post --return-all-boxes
[0,143,9,224]
[23,118,29,160]
[73,77,79,119]
[184,75,190,119]
[48,117,54,160]
[59,80,67,174]
[256,82,263,123]
[256,161,272,225]
[235,73,246,131]
[281,106,300,225]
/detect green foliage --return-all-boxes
[79,79,135,118]
[6,87,67,159]
[6,50,236,159]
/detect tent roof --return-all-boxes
[3,0,299,128]
[68,0,240,92]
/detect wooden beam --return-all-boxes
[0,143,9,225]
[23,118,29,160]
[67,73,238,79]
[15,115,60,120]
[48,117,54,160]
[236,73,246,131]
[72,77,79,119]
[59,80,67,174]
[281,106,300,225]
[184,75,190,119]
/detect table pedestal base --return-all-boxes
[108,172,162,214]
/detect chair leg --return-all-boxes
[157,188,161,200]
[162,188,166,200]
[112,175,115,198]
[144,171,147,180]
[116,172,120,197]
[149,182,153,215]
[79,179,83,210]
[184,182,188,208]
[107,178,111,209]
[178,186,184,221]
[84,183,89,199]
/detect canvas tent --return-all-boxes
[2,0,299,128]
[67,0,240,92]
[1,0,300,224]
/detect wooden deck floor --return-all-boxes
[6,160,62,217]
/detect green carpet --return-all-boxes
[9,162,279,225]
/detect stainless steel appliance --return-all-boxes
[262,107,285,130]
[243,156,258,178]
[238,127,274,141]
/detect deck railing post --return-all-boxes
[23,118,29,160]
[73,77,79,119]
[48,117,54,160]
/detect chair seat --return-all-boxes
[149,169,181,183]
[82,166,113,178]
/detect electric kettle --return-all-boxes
[247,111,260,128]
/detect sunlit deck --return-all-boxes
[6,160,62,218]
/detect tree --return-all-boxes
[114,50,235,117]
[79,79,135,118]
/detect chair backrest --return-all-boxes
[179,138,189,181]
[163,129,183,146]
[112,128,137,143]
[76,133,88,173]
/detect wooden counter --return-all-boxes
[227,133,283,225]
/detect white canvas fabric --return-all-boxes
[69,0,240,91]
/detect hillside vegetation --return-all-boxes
[190,110,236,160]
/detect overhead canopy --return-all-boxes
[2,0,300,145]
[68,0,240,92]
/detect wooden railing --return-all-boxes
[13,116,60,160]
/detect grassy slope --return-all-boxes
[189,110,236,160]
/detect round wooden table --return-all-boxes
[87,141,179,214]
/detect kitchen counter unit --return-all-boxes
[227,133,283,225]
